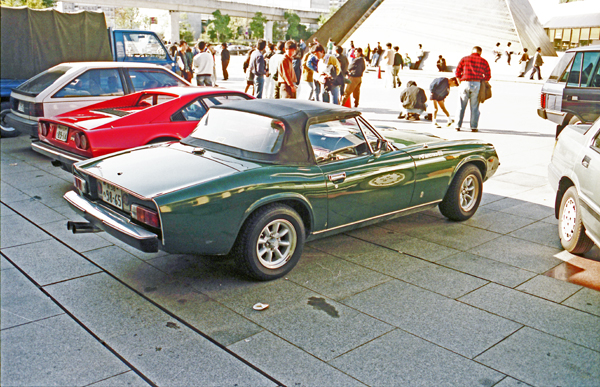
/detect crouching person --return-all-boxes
[430,76,458,128]
[398,81,428,121]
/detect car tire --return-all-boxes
[0,109,20,138]
[234,204,305,281]
[439,164,483,221]
[558,186,594,255]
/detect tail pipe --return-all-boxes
[67,221,102,234]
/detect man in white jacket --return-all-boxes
[193,41,214,86]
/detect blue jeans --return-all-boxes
[457,81,481,129]
[313,81,321,101]
[322,85,340,104]
[254,75,265,99]
[196,74,212,86]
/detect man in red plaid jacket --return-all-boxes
[455,46,491,132]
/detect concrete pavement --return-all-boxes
[2,57,600,387]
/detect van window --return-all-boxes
[550,52,575,82]
[581,52,600,87]
[122,32,169,60]
[53,69,124,98]
[591,59,600,88]
[566,52,583,87]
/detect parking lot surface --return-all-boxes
[2,58,600,387]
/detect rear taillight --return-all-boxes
[540,93,546,109]
[131,204,160,228]
[39,122,49,137]
[33,103,44,117]
[74,176,88,193]
[74,132,89,150]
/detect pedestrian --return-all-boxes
[414,44,424,70]
[404,54,412,69]
[220,43,230,81]
[335,45,349,96]
[207,43,218,86]
[243,48,254,94]
[383,43,395,87]
[278,40,298,99]
[314,44,341,104]
[341,47,366,108]
[327,38,335,54]
[365,44,371,62]
[299,38,307,55]
[250,39,267,98]
[429,76,458,128]
[505,42,513,65]
[529,47,543,80]
[347,41,356,60]
[178,41,191,80]
[517,48,530,77]
[493,42,502,63]
[454,46,491,132]
[184,47,194,82]
[264,43,276,98]
[306,45,321,101]
[301,45,315,100]
[392,46,403,88]
[398,81,427,121]
[437,55,447,72]
[268,41,285,99]
[192,41,214,86]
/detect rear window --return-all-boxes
[189,109,285,154]
[549,52,575,82]
[128,69,187,92]
[16,66,71,96]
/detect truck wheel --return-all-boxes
[439,164,483,221]
[234,204,305,281]
[558,187,594,255]
[0,109,20,138]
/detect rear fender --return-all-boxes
[240,193,315,235]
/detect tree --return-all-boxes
[114,8,140,29]
[249,12,267,40]
[284,10,301,40]
[1,0,54,8]
[206,10,233,42]
[318,7,338,27]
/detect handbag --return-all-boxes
[478,81,492,103]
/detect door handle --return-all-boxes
[328,172,346,183]
[582,155,591,168]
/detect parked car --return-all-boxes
[537,44,600,137]
[4,62,189,138]
[32,87,252,172]
[63,100,499,280]
[548,116,600,254]
[227,44,252,56]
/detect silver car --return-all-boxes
[548,117,600,254]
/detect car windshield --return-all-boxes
[16,66,71,96]
[189,109,286,154]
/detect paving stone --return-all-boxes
[45,272,169,341]
[219,280,394,362]
[562,288,600,317]
[95,231,169,261]
[468,236,563,273]
[479,192,506,206]
[0,159,42,175]
[86,371,151,387]
[0,181,30,203]
[377,211,445,234]
[1,169,66,190]
[463,207,537,234]
[19,181,75,209]
[492,171,549,188]
[0,203,18,218]
[109,320,275,387]
[0,213,52,249]
[493,377,532,387]
[1,266,64,330]
[482,198,554,221]
[508,220,563,249]
[329,329,503,387]
[1,314,130,387]
[346,225,414,250]
[8,198,66,224]
[475,327,600,387]
[307,233,384,259]
[228,331,366,387]
[342,280,521,358]
[482,179,534,197]
[39,219,113,253]
[438,252,536,288]
[516,275,582,303]
[286,248,391,300]
[459,283,600,352]
[1,255,13,270]
[1,239,100,286]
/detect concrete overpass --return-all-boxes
[69,0,325,41]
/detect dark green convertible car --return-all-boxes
[64,100,499,280]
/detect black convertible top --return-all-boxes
[184,99,361,166]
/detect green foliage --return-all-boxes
[249,12,267,39]
[1,0,54,8]
[114,8,140,29]
[284,10,300,40]
[272,21,285,42]
[206,10,233,42]
[318,7,338,27]
[180,23,194,43]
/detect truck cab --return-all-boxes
[110,29,177,74]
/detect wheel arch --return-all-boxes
[453,156,487,181]
[555,177,576,219]
[147,136,179,145]
[240,193,314,238]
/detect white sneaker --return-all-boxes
[434,123,441,128]
[447,119,454,127]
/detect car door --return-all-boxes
[309,117,415,230]
[575,126,600,239]
[46,68,126,118]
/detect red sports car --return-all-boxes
[32,87,252,171]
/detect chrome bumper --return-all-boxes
[64,190,159,253]
[31,141,86,172]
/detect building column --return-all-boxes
[168,11,180,44]
[264,21,273,43]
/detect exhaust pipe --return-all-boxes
[51,160,62,167]
[67,221,102,234]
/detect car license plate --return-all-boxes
[55,125,69,142]
[18,101,25,113]
[101,181,123,210]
